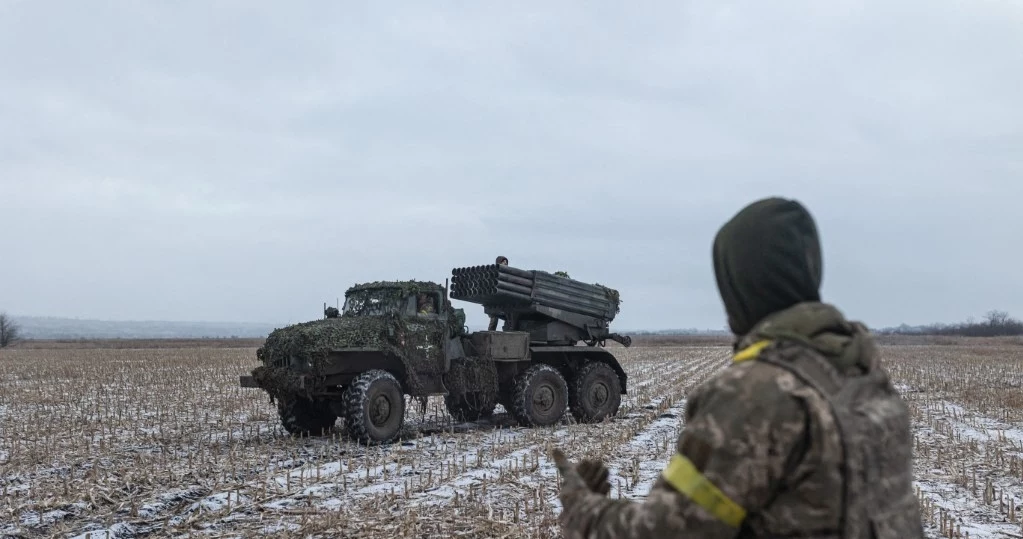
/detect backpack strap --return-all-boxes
[734,339,854,539]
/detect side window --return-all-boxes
[415,292,438,316]
[403,295,417,316]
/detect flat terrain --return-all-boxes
[1,336,1022,538]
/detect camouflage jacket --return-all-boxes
[557,329,924,538]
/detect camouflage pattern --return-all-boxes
[252,280,455,399]
[442,354,499,404]
[748,314,925,537]
[554,302,924,538]
[450,307,467,336]
[552,197,921,537]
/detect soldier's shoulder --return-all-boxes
[703,353,804,394]
[683,352,813,445]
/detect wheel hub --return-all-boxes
[370,394,392,426]
[534,384,555,413]
[589,381,609,407]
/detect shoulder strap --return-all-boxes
[736,339,856,539]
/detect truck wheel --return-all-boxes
[511,364,568,427]
[344,370,405,444]
[569,361,622,423]
[444,391,497,422]
[277,396,337,437]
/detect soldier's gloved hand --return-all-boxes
[551,448,590,496]
[552,448,607,539]
[576,458,611,495]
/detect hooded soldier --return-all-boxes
[552,197,924,538]
[488,256,509,331]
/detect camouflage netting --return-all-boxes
[443,354,498,397]
[252,280,461,400]
[595,283,621,314]
[451,308,467,336]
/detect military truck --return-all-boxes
[240,264,632,444]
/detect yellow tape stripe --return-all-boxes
[733,339,772,363]
[661,453,747,527]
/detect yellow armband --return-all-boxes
[661,453,747,527]
[733,339,772,363]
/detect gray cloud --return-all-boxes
[2,0,1021,331]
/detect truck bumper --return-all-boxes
[240,374,307,389]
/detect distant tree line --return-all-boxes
[879,310,1023,337]
[0,312,21,348]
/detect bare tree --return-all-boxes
[0,312,21,348]
[985,310,1010,326]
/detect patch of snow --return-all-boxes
[915,476,1022,538]
[68,522,137,539]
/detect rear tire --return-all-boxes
[344,370,405,444]
[511,364,568,427]
[445,391,497,422]
[569,361,622,422]
[277,396,337,437]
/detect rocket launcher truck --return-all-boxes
[240,264,632,444]
[451,263,632,348]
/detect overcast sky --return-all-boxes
[1,1,1021,331]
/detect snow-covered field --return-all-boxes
[1,339,1021,537]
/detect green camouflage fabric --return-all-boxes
[451,307,467,336]
[443,354,498,399]
[555,303,924,538]
[555,197,923,538]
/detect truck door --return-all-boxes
[402,292,448,376]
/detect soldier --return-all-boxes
[488,256,509,331]
[552,197,924,538]
[416,293,435,315]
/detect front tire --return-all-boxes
[569,361,622,422]
[277,396,337,437]
[344,370,405,444]
[511,364,568,427]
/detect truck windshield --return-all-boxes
[342,290,403,317]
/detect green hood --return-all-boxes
[712,197,823,336]
[712,197,873,373]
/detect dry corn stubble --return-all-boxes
[0,342,728,537]
[5,336,1020,537]
[884,340,1023,538]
